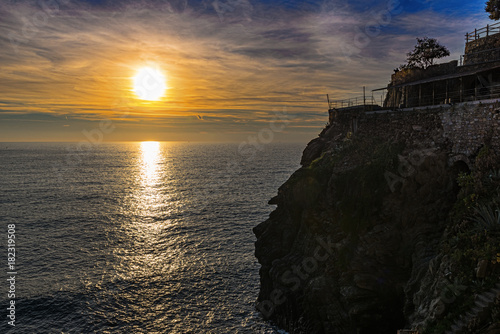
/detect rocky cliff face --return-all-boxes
[254,106,500,333]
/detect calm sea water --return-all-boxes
[0,142,303,333]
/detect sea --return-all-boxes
[0,142,304,333]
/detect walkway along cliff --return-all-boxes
[254,24,500,334]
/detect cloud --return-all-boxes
[0,0,493,141]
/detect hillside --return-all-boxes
[254,104,500,333]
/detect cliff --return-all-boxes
[254,103,500,333]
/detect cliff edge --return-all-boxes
[254,104,500,333]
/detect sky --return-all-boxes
[0,0,492,143]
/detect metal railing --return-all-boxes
[466,22,500,42]
[328,96,377,110]
[390,82,500,109]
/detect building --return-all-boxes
[383,22,500,109]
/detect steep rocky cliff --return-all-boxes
[254,105,500,333]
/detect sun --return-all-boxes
[133,66,167,101]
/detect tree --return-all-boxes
[399,37,450,70]
[486,0,500,20]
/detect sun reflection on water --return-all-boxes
[113,141,180,285]
[140,141,161,186]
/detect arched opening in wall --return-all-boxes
[451,160,471,194]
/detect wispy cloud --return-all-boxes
[0,0,493,141]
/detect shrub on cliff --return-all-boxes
[471,204,500,231]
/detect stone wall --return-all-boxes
[329,101,500,163]
[441,101,500,156]
[391,61,458,86]
[465,32,500,65]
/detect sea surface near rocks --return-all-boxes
[0,142,303,333]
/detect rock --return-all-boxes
[254,103,500,333]
[268,195,279,205]
[487,323,500,334]
[300,137,327,166]
[429,298,446,318]
[476,259,489,279]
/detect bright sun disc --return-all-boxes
[133,67,167,101]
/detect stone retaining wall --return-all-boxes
[331,101,500,160]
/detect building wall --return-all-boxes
[384,65,500,109]
[385,62,460,108]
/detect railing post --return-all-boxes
[487,24,489,37]
[363,86,366,108]
[475,28,477,40]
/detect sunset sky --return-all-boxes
[0,0,491,142]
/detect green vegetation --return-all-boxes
[426,292,475,334]
[398,37,450,70]
[427,145,500,332]
[471,204,500,231]
[486,0,500,20]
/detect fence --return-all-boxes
[391,81,500,109]
[328,95,377,110]
[466,22,500,42]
